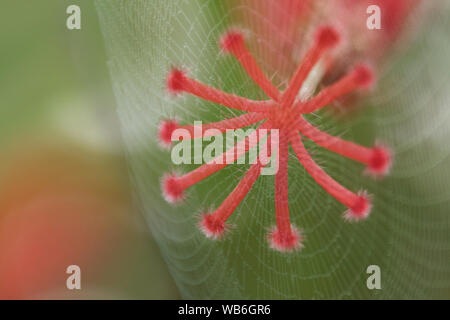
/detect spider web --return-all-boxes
[96,0,450,299]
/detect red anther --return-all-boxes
[268,225,303,252]
[366,144,392,177]
[352,64,374,88]
[161,173,185,204]
[344,191,372,221]
[166,68,186,93]
[220,30,245,52]
[199,213,227,239]
[158,119,179,148]
[315,26,340,49]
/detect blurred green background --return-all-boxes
[0,0,180,299]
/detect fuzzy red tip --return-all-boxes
[158,119,179,148]
[167,68,186,93]
[268,225,303,252]
[199,214,226,239]
[162,173,185,204]
[344,191,372,221]
[220,30,244,52]
[366,144,392,177]
[353,64,374,88]
[315,26,340,48]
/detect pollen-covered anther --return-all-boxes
[158,119,179,148]
[162,173,185,204]
[268,225,303,252]
[366,144,392,177]
[220,30,245,52]
[352,64,374,89]
[199,213,227,239]
[315,26,340,49]
[344,191,372,221]
[167,68,187,94]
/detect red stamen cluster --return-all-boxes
[159,26,392,252]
